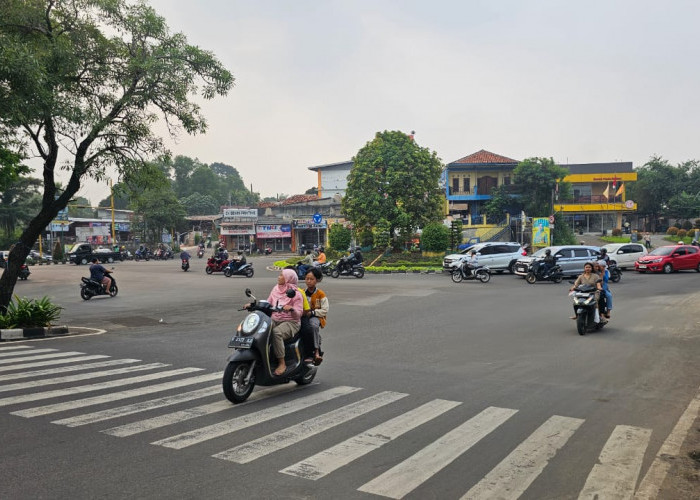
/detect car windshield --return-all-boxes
[458,246,475,254]
[531,248,550,257]
[648,247,675,256]
[68,243,83,253]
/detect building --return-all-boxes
[308,160,352,199]
[555,162,637,233]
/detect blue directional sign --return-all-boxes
[312,213,323,224]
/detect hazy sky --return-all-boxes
[77,0,700,203]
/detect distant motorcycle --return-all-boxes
[525,260,563,284]
[205,257,230,274]
[451,263,491,283]
[223,261,254,278]
[80,273,118,300]
[181,259,190,272]
[18,264,30,280]
[330,257,364,278]
[607,260,622,283]
[197,248,205,258]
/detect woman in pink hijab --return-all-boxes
[267,268,303,375]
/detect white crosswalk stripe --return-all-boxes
[0,362,167,392]
[152,386,362,449]
[0,367,200,407]
[0,355,110,373]
[0,345,34,351]
[578,425,651,500]
[462,415,584,500]
[12,373,221,418]
[0,359,139,382]
[280,398,461,480]
[0,351,86,365]
[0,348,57,358]
[358,406,518,499]
[214,391,408,464]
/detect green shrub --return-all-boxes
[667,226,679,235]
[0,296,63,329]
[677,229,687,238]
[681,220,693,230]
[52,241,64,261]
[611,228,622,236]
[421,223,450,252]
[328,223,351,252]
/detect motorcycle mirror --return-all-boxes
[244,288,252,297]
[286,288,296,298]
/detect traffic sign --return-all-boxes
[312,213,323,224]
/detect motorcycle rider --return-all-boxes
[180,249,191,262]
[265,269,303,376]
[89,257,112,292]
[533,248,555,277]
[298,250,314,277]
[316,246,327,265]
[229,251,246,273]
[569,262,603,321]
[597,260,612,319]
[463,250,479,277]
[598,247,610,265]
[303,267,329,365]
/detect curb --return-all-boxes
[0,325,70,341]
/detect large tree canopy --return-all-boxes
[342,131,443,247]
[0,0,233,309]
[512,157,572,217]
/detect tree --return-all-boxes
[483,185,521,220]
[343,131,443,248]
[0,146,29,191]
[512,158,571,217]
[0,175,42,237]
[0,0,233,310]
[421,223,450,252]
[328,223,351,252]
[180,192,220,216]
[68,197,95,218]
[132,187,186,243]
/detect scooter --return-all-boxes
[181,259,190,272]
[525,261,563,284]
[18,264,31,280]
[607,260,622,283]
[223,261,254,278]
[320,260,335,276]
[570,283,606,335]
[451,263,491,283]
[330,257,365,278]
[197,248,205,258]
[205,257,230,274]
[80,273,118,300]
[222,288,317,404]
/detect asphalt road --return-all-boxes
[1,255,699,499]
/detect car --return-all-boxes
[601,243,648,269]
[634,245,700,273]
[514,245,601,277]
[443,242,526,274]
[0,250,9,268]
[29,250,52,262]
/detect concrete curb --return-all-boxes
[0,325,70,341]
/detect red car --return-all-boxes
[634,245,700,273]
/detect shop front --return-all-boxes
[293,219,327,252]
[220,208,257,251]
[255,223,292,252]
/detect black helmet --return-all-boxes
[237,251,243,255]
[600,248,607,254]
[545,249,551,255]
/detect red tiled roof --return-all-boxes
[279,194,319,205]
[257,201,278,208]
[451,149,519,165]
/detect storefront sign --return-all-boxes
[293,219,327,229]
[256,224,292,238]
[220,224,255,235]
[223,208,258,221]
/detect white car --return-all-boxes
[601,243,648,269]
[443,242,526,273]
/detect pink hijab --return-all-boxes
[268,269,298,304]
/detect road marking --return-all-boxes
[214,391,408,464]
[53,386,221,427]
[634,384,700,499]
[461,415,584,500]
[0,359,139,382]
[0,367,200,407]
[0,348,56,358]
[12,373,220,418]
[104,384,317,437]
[0,345,34,351]
[0,362,167,392]
[0,355,110,373]
[280,398,461,480]
[0,352,86,365]
[579,425,651,500]
[358,406,518,499]
[152,386,362,449]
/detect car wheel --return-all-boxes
[80,258,88,265]
[508,260,516,274]
[663,263,673,274]
[696,262,700,273]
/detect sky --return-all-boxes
[76,0,700,204]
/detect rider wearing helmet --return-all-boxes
[599,247,610,264]
[541,248,556,276]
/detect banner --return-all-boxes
[256,224,292,238]
[223,208,257,220]
[220,224,255,235]
[532,218,550,246]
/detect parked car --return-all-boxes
[443,242,526,274]
[634,245,700,273]
[514,245,601,277]
[601,243,647,269]
[29,250,52,262]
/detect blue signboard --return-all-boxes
[312,213,323,224]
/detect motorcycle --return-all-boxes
[18,264,30,280]
[320,260,335,276]
[197,248,205,258]
[451,262,491,283]
[134,249,151,261]
[525,260,564,284]
[222,288,317,404]
[223,260,254,278]
[205,256,230,274]
[80,273,118,300]
[607,260,622,283]
[264,247,273,255]
[330,257,365,278]
[570,283,606,335]
[181,259,190,272]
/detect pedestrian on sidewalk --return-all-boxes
[643,232,652,250]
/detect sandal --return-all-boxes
[313,354,323,366]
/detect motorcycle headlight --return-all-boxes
[241,313,260,335]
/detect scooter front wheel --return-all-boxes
[205,266,213,274]
[525,272,537,284]
[223,268,232,277]
[80,288,91,300]
[576,314,586,335]
[109,284,118,297]
[451,270,463,283]
[222,361,256,404]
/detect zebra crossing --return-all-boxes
[0,343,654,499]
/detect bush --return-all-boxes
[677,229,687,238]
[421,223,450,252]
[611,228,622,236]
[667,226,679,235]
[328,223,351,252]
[0,296,63,329]
[681,220,693,230]
[52,241,64,261]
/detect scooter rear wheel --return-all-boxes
[295,366,317,385]
[477,271,491,283]
[354,268,365,279]
[552,275,563,284]
[222,361,255,404]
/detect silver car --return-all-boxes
[601,243,648,269]
[443,242,526,273]
[514,245,601,277]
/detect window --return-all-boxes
[573,249,590,258]
[620,245,642,254]
[503,176,511,186]
[687,247,698,254]
[555,250,571,258]
[478,246,494,255]
[452,177,459,194]
[463,178,470,193]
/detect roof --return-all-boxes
[279,194,319,205]
[184,215,222,221]
[449,150,519,165]
[308,160,353,171]
[560,162,634,174]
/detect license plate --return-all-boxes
[228,336,253,349]
[637,264,647,269]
